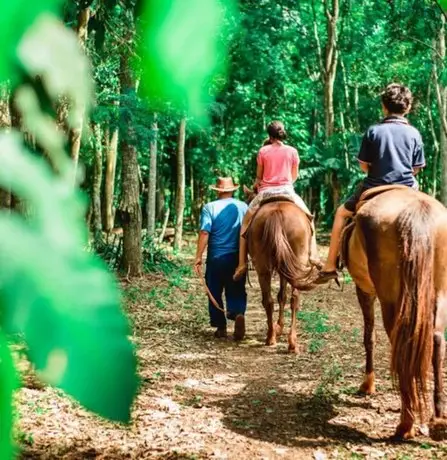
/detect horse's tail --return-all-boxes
[261,208,312,288]
[391,199,435,420]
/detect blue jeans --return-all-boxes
[205,253,247,329]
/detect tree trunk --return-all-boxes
[68,4,91,185]
[118,50,142,276]
[434,14,447,205]
[9,91,26,214]
[147,114,158,237]
[174,117,186,250]
[0,84,11,210]
[428,75,440,197]
[91,123,103,241]
[323,0,339,139]
[103,121,119,233]
[340,58,353,131]
[158,206,171,244]
[189,164,196,227]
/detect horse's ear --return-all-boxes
[243,185,253,196]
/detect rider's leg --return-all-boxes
[322,204,353,272]
[290,190,321,266]
[309,220,321,267]
[233,209,254,280]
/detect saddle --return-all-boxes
[355,184,409,213]
[245,193,311,238]
[340,184,410,268]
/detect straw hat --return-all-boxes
[209,177,239,192]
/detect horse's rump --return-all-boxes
[352,189,439,421]
[250,201,317,290]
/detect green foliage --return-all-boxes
[0,134,137,423]
[138,0,237,122]
[0,2,141,457]
[0,0,64,84]
[0,332,17,460]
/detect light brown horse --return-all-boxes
[346,187,447,439]
[247,199,319,352]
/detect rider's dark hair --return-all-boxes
[267,121,287,140]
[381,83,413,114]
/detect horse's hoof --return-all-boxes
[394,423,415,440]
[288,344,298,354]
[265,339,277,347]
[429,418,447,441]
[358,373,375,395]
[359,382,375,395]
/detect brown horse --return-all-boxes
[345,187,447,439]
[247,199,319,352]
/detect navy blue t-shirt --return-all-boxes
[357,116,425,188]
[200,198,248,260]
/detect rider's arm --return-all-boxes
[413,166,423,176]
[254,163,264,190]
[358,160,369,174]
[291,149,300,182]
[358,130,372,174]
[291,163,299,182]
[412,138,425,176]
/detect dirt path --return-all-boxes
[17,245,447,459]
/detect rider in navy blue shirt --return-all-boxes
[194,177,248,340]
[318,83,425,284]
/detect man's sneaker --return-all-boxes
[234,315,245,341]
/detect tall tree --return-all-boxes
[103,123,119,233]
[434,13,447,205]
[174,117,186,250]
[118,20,142,275]
[147,114,158,237]
[323,0,339,139]
[91,122,103,240]
[68,1,93,184]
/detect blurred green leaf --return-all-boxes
[138,0,237,122]
[18,14,93,123]
[0,331,17,460]
[0,1,64,84]
[0,134,138,422]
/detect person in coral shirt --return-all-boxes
[233,121,320,280]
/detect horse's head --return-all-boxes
[243,185,257,205]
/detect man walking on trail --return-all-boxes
[194,177,248,341]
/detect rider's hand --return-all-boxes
[194,257,202,275]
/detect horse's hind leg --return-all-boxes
[258,272,276,346]
[356,286,377,395]
[288,288,300,354]
[429,294,447,440]
[433,293,447,419]
[276,276,287,337]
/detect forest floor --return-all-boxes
[16,235,447,460]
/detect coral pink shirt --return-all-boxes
[257,143,299,191]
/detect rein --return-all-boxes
[196,264,226,313]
